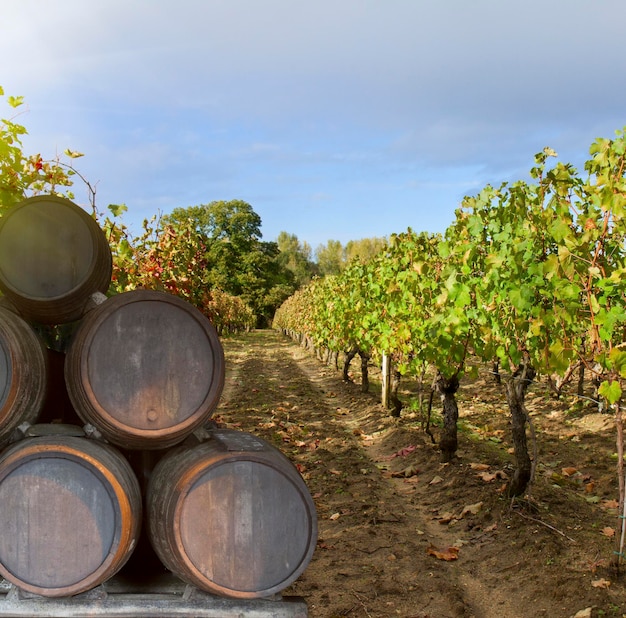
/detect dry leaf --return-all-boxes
[460,502,483,518]
[391,464,419,478]
[601,527,615,538]
[561,466,578,477]
[572,609,592,618]
[478,471,498,482]
[427,544,459,561]
[479,470,508,482]
[436,512,456,524]
[584,482,595,493]
[470,463,490,471]
[380,445,417,460]
[600,499,619,510]
[429,475,444,485]
[591,578,611,589]
[329,512,340,521]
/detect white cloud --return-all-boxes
[3,0,626,244]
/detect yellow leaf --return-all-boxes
[591,578,611,589]
[63,148,84,159]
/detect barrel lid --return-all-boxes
[0,195,112,324]
[67,290,225,449]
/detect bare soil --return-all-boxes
[215,330,626,618]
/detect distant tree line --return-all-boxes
[0,85,386,330]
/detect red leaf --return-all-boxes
[427,544,459,561]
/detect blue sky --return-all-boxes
[2,0,625,251]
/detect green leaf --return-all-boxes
[7,95,24,108]
[108,203,128,217]
[609,349,626,379]
[63,148,84,159]
[598,380,622,405]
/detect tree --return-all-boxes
[164,200,295,327]
[166,200,262,249]
[315,240,344,276]
[276,231,317,287]
[345,237,387,264]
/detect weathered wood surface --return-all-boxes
[0,575,308,617]
[0,434,141,597]
[0,307,48,445]
[147,429,317,599]
[0,195,112,324]
[65,290,225,449]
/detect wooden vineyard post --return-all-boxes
[381,352,391,410]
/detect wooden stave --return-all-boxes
[0,433,142,597]
[0,195,112,325]
[0,307,48,446]
[64,290,225,450]
[146,428,318,599]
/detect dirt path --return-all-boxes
[214,330,625,618]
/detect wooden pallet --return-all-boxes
[0,575,308,617]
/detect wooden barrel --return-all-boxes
[0,306,48,445]
[0,195,112,324]
[0,432,142,597]
[146,429,317,599]
[65,290,225,450]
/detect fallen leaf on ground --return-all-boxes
[562,466,578,477]
[460,502,483,517]
[478,471,499,482]
[584,482,595,493]
[601,527,615,538]
[391,464,419,478]
[380,445,417,460]
[470,463,490,471]
[427,544,459,561]
[591,578,611,589]
[429,475,444,485]
[600,499,619,510]
[329,512,340,521]
[435,512,456,524]
[572,608,592,618]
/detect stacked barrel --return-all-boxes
[0,196,317,600]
